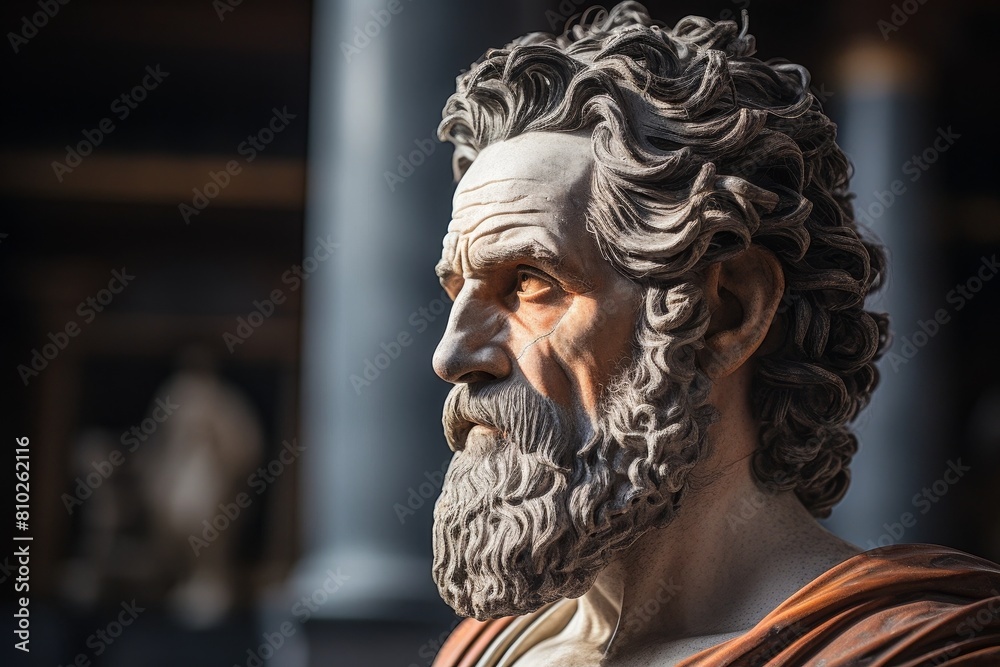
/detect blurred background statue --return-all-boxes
[136,345,264,629]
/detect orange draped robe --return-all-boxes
[433,544,1000,666]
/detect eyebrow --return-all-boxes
[435,258,455,281]
[435,239,594,293]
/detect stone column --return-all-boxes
[825,44,948,547]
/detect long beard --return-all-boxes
[432,340,712,620]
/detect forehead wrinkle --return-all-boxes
[451,178,556,220]
[462,208,584,252]
[452,192,531,217]
[449,208,547,238]
[453,176,543,202]
[448,189,557,238]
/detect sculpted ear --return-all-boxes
[698,246,785,379]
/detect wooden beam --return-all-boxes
[0,151,305,208]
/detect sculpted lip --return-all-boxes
[467,424,496,442]
[446,418,496,452]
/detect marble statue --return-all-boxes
[428,3,1000,665]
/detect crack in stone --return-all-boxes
[515,308,571,360]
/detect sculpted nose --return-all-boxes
[433,298,511,384]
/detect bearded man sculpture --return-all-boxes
[427,3,1000,665]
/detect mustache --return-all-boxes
[442,381,571,453]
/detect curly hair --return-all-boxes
[438,1,888,518]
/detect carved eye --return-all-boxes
[515,268,552,300]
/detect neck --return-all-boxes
[583,458,859,661]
